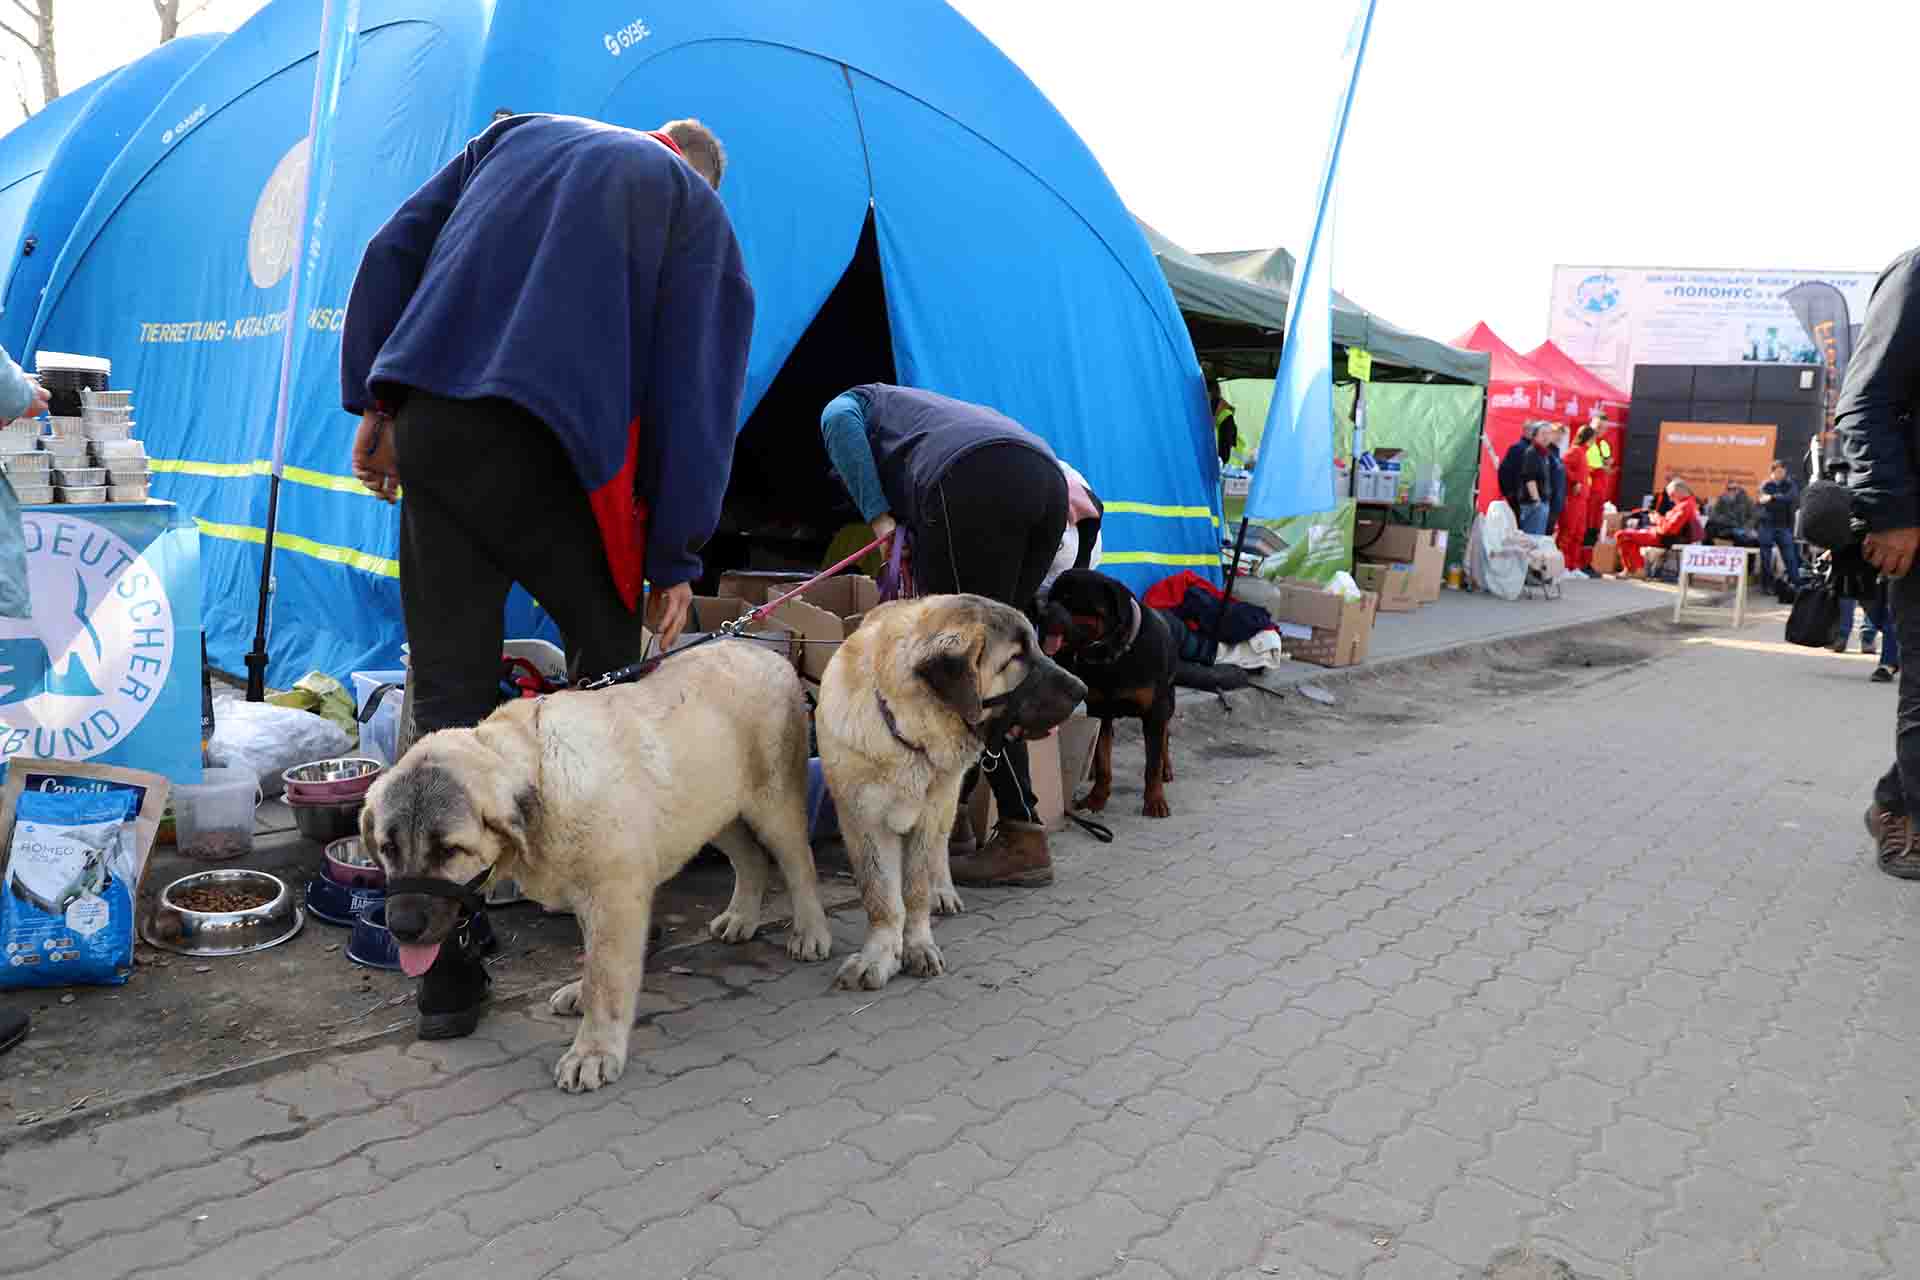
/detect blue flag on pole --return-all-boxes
[1243,0,1379,522]
[267,0,361,479]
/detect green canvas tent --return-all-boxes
[1136,218,1489,386]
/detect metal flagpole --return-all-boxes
[245,0,361,699]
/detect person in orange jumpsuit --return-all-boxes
[1557,426,1594,571]
[1615,479,1699,575]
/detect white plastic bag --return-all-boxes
[209,701,353,799]
[1325,570,1363,602]
[1472,501,1530,601]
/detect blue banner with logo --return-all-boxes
[0,502,203,785]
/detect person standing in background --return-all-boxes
[1756,459,1801,593]
[1544,424,1568,539]
[1558,425,1593,574]
[0,343,48,1056]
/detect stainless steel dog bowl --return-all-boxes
[287,797,364,844]
[283,757,383,804]
[141,869,303,957]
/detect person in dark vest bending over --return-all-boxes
[340,113,754,1040]
[820,384,1076,888]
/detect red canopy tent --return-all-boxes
[1454,322,1577,512]
[1526,340,1630,506]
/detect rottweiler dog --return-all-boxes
[1038,568,1177,818]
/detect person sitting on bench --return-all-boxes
[1617,479,1699,576]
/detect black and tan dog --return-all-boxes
[1038,568,1177,818]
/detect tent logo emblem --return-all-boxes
[160,103,206,148]
[0,515,174,765]
[1574,274,1620,315]
[603,17,652,56]
[1490,387,1531,409]
[248,137,310,291]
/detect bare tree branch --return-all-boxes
[0,16,35,50]
[4,0,34,27]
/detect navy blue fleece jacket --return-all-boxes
[340,114,755,602]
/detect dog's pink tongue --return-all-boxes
[397,941,442,977]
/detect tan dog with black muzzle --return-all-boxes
[815,593,1085,992]
[361,640,834,1092]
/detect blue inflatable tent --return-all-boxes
[0,34,223,354]
[0,77,114,342]
[28,0,1219,686]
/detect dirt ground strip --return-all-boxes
[0,607,1687,1143]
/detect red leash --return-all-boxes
[738,534,888,628]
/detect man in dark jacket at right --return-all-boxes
[1838,248,1920,878]
[1497,421,1547,532]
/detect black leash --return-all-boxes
[1066,811,1115,843]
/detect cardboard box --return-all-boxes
[719,573,881,681]
[1266,578,1378,668]
[1353,561,1419,612]
[644,595,796,667]
[1359,524,1446,603]
[1600,510,1624,538]
[964,714,1099,834]
[1590,541,1619,575]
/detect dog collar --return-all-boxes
[875,691,929,757]
[1081,597,1143,664]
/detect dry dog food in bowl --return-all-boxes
[173,882,274,913]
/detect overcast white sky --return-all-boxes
[28,0,1919,350]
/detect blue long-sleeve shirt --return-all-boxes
[820,392,890,522]
[341,114,755,600]
[0,346,36,420]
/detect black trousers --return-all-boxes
[395,391,642,735]
[1876,572,1919,817]
[915,444,1068,823]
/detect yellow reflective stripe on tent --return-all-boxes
[151,458,380,495]
[1103,499,1221,526]
[192,518,401,579]
[1098,551,1222,567]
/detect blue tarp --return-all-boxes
[0,36,223,355]
[25,0,1220,687]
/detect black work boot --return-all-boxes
[416,911,496,1040]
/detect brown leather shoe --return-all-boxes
[1867,805,1920,880]
[949,821,1054,887]
[949,801,977,856]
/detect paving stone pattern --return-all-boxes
[3,626,1916,1278]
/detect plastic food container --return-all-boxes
[83,422,133,441]
[12,485,52,505]
[43,437,88,460]
[2,452,51,473]
[92,438,145,460]
[0,420,37,443]
[43,416,83,437]
[56,485,107,503]
[173,766,261,861]
[52,467,106,486]
[79,388,133,410]
[80,405,133,426]
[109,482,149,503]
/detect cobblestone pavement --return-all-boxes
[4,619,1917,1279]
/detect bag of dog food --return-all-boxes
[0,758,169,989]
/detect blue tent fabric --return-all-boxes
[24,0,1218,687]
[0,77,113,345]
[0,36,222,355]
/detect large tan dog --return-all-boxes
[361,640,833,1092]
[816,594,1085,991]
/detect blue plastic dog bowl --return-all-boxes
[305,876,384,928]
